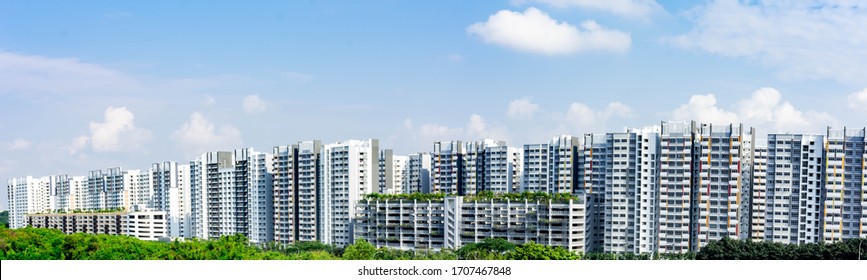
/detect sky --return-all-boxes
[1,0,866,211]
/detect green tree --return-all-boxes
[505,242,580,260]
[343,239,376,260]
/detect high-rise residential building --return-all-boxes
[823,127,866,241]
[85,168,127,211]
[432,139,505,195]
[550,136,580,194]
[273,140,324,244]
[405,153,432,194]
[322,139,380,247]
[483,145,522,194]
[748,141,768,241]
[658,121,699,254]
[522,143,549,193]
[7,176,51,229]
[378,150,408,195]
[189,148,273,242]
[68,176,86,212]
[695,123,750,247]
[759,134,825,244]
[578,129,660,254]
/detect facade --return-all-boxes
[378,150,408,195]
[748,142,768,241]
[322,139,380,247]
[522,143,550,193]
[27,212,124,235]
[355,198,446,250]
[760,134,826,244]
[189,148,273,242]
[550,136,580,194]
[484,145,522,194]
[123,211,169,241]
[355,195,586,253]
[658,121,699,254]
[695,124,750,247]
[272,140,323,244]
[7,176,51,229]
[823,127,866,241]
[405,153,432,194]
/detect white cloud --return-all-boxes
[242,95,268,114]
[467,8,631,55]
[669,87,840,133]
[848,88,867,111]
[66,136,89,155]
[670,94,739,125]
[68,106,151,154]
[0,51,140,95]
[7,138,31,151]
[507,97,540,119]
[402,118,413,130]
[561,101,633,132]
[172,112,243,157]
[514,0,662,19]
[666,1,867,83]
[281,71,314,83]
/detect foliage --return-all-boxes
[362,192,447,202]
[0,211,8,228]
[505,242,581,260]
[696,237,867,260]
[465,191,578,203]
[456,238,516,260]
[342,239,376,260]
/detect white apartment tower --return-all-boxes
[823,127,866,241]
[272,140,323,244]
[550,136,580,194]
[483,145,522,194]
[322,139,380,247]
[658,121,699,254]
[522,143,549,193]
[378,149,408,195]
[189,148,273,242]
[762,134,825,244]
[695,123,750,247]
[7,176,52,229]
[405,153,432,194]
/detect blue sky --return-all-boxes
[2,0,866,210]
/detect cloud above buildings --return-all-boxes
[242,94,268,114]
[171,112,244,158]
[467,8,631,55]
[669,87,841,133]
[507,97,541,119]
[67,106,152,154]
[848,88,867,112]
[665,0,867,84]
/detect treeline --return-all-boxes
[696,237,867,260]
[1,227,864,260]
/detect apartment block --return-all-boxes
[658,121,699,254]
[7,176,51,229]
[695,124,751,247]
[378,150,408,195]
[405,153,432,194]
[273,140,323,244]
[355,198,446,250]
[123,211,169,241]
[27,212,124,235]
[748,142,768,241]
[483,145,522,194]
[823,127,866,241]
[322,139,380,247]
[522,143,549,193]
[356,195,585,253]
[189,148,273,242]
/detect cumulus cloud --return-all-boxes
[666,1,867,83]
[561,101,633,132]
[467,8,631,55]
[242,95,267,114]
[513,0,662,19]
[172,112,243,157]
[848,88,867,111]
[7,138,31,151]
[507,97,540,119]
[669,87,840,133]
[66,106,151,154]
